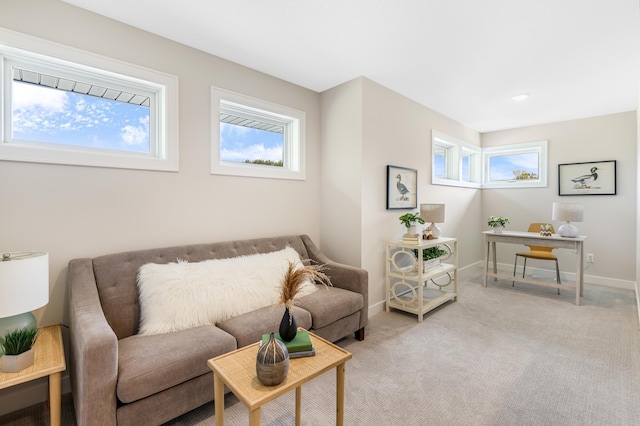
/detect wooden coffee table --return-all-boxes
[208,331,352,426]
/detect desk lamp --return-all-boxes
[420,204,445,239]
[0,252,49,356]
[552,203,583,238]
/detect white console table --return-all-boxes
[483,230,587,305]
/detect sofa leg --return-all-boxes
[354,327,365,341]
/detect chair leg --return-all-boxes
[555,259,561,295]
[512,255,519,287]
[522,258,527,281]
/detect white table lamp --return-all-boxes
[552,203,583,237]
[420,204,445,239]
[0,252,49,355]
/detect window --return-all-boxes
[0,29,178,171]
[431,131,481,188]
[431,131,547,189]
[211,87,306,180]
[482,141,548,188]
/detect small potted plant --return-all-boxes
[487,215,510,233]
[399,212,425,235]
[413,246,449,272]
[1,327,39,373]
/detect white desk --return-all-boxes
[483,231,587,305]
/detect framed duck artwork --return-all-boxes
[387,165,417,209]
[558,160,616,196]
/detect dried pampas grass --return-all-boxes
[278,261,332,309]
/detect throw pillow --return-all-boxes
[137,246,316,336]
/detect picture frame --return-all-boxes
[558,160,616,196]
[387,165,417,209]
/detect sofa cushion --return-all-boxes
[294,286,363,329]
[137,246,317,336]
[116,326,236,403]
[217,305,312,348]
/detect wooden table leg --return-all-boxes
[249,408,261,426]
[214,372,225,426]
[49,372,61,426]
[336,363,345,426]
[295,386,302,426]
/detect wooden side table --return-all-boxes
[208,331,351,426]
[0,324,66,426]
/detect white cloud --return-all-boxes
[12,82,67,111]
[120,124,148,146]
[221,144,282,162]
[120,115,149,146]
[508,153,539,169]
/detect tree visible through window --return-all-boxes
[487,152,539,182]
[220,122,284,167]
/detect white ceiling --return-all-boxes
[63,0,640,132]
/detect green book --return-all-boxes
[261,330,313,353]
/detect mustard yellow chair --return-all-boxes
[513,223,561,294]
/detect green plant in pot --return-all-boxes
[487,216,510,232]
[1,326,39,373]
[399,212,425,233]
[413,246,448,262]
[412,246,448,272]
[421,246,448,261]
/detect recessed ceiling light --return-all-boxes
[512,93,530,102]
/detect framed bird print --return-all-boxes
[387,165,417,209]
[558,160,616,196]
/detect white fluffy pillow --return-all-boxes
[137,246,317,336]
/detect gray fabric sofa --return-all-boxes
[68,234,367,426]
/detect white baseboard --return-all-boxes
[368,300,386,318]
[635,281,640,330]
[489,261,635,290]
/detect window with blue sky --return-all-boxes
[0,28,178,171]
[431,130,546,189]
[12,81,150,153]
[487,152,539,181]
[220,122,283,166]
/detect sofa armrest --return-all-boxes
[300,235,368,333]
[69,258,119,426]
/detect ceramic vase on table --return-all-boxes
[493,226,503,233]
[279,307,297,342]
[256,332,289,386]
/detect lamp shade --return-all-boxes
[552,203,584,222]
[420,204,445,223]
[0,252,49,318]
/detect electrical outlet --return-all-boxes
[586,253,595,263]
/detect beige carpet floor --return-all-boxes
[2,266,639,425]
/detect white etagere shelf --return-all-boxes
[385,237,458,322]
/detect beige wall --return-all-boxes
[1,0,638,414]
[319,78,363,267]
[482,112,637,284]
[0,0,322,332]
[321,77,483,314]
[636,91,640,323]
